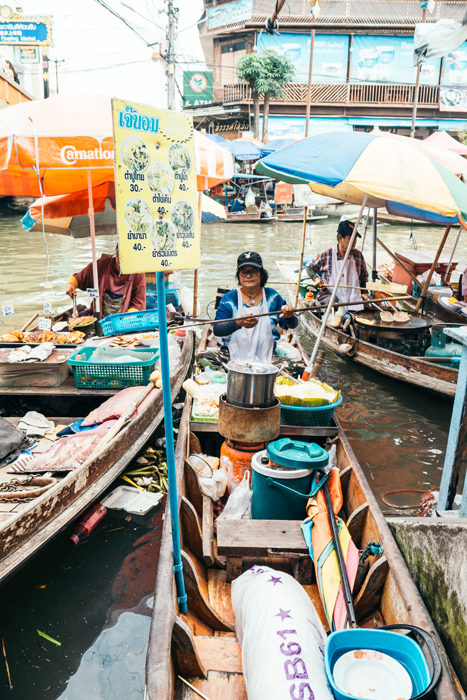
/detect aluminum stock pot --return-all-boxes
[226,360,279,408]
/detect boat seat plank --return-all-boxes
[0,375,118,396]
[177,672,247,700]
[191,421,338,437]
[184,461,203,517]
[346,501,369,547]
[202,496,214,566]
[193,637,242,673]
[354,556,389,622]
[182,549,234,632]
[217,519,307,557]
[207,569,235,628]
[172,617,207,679]
[181,497,204,561]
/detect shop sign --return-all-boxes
[183,71,213,106]
[0,13,53,46]
[208,0,253,30]
[439,86,467,112]
[112,99,200,274]
[214,119,250,133]
[275,182,293,205]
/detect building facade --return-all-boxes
[184,0,467,139]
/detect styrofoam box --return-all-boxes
[102,485,163,523]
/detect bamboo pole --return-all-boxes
[294,27,315,307]
[302,193,368,378]
[193,191,203,317]
[87,168,100,319]
[443,225,462,283]
[415,225,452,312]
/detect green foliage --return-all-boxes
[236,50,296,97]
[256,51,296,99]
[458,127,467,145]
[236,53,264,88]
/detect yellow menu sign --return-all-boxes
[112,99,200,274]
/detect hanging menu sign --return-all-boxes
[112,99,200,274]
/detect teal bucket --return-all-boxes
[251,450,313,520]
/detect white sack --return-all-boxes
[232,565,333,700]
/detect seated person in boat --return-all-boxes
[65,244,146,317]
[213,251,298,363]
[307,219,369,311]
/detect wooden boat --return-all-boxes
[276,207,328,223]
[226,211,278,223]
[145,329,464,700]
[277,260,458,399]
[0,327,194,585]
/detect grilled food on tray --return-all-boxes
[56,331,85,344]
[109,335,141,348]
[68,315,96,331]
[0,331,26,342]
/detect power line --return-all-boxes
[92,0,160,47]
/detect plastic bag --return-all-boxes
[154,333,182,377]
[245,187,256,207]
[417,269,441,287]
[178,284,200,316]
[187,454,228,501]
[192,384,225,419]
[231,566,333,700]
[217,471,251,520]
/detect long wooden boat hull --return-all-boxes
[0,331,194,585]
[226,213,277,223]
[145,331,465,700]
[277,261,457,399]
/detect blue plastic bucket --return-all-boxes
[325,628,433,700]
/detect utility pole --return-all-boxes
[51,58,65,94]
[410,7,427,138]
[166,0,178,110]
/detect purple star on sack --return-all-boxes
[268,575,283,586]
[249,566,265,574]
[276,609,292,621]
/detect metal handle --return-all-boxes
[377,624,442,699]
[265,473,328,500]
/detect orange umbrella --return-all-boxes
[194,131,234,190]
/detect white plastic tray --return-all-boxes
[102,485,163,517]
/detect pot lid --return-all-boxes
[267,438,329,470]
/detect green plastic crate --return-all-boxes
[67,346,159,390]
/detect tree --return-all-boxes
[237,51,295,141]
[236,53,264,140]
[256,51,295,142]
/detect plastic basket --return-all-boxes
[280,394,342,427]
[191,410,218,423]
[67,346,159,390]
[98,310,159,337]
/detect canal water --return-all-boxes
[0,212,465,696]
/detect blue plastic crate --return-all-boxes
[98,310,159,337]
[67,346,159,390]
[280,395,342,427]
[146,288,179,310]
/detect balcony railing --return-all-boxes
[223,82,439,107]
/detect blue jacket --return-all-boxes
[214,287,298,348]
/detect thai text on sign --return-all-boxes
[112,99,200,273]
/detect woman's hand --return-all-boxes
[66,282,77,298]
[236,313,258,329]
[280,305,295,319]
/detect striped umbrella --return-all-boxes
[257,130,467,225]
[194,131,234,190]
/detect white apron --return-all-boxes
[330,245,364,312]
[227,289,274,363]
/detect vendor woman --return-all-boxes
[214,251,298,363]
[66,245,146,317]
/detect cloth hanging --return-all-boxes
[0,417,30,468]
[414,18,467,64]
[329,245,364,312]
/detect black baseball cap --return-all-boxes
[338,219,361,239]
[237,251,263,270]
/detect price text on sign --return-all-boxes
[39,317,52,331]
[112,99,200,274]
[2,305,14,316]
[43,302,52,315]
[87,288,99,298]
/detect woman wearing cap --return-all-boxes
[214,251,298,363]
[65,244,146,318]
[306,219,369,311]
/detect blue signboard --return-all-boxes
[0,18,53,46]
[260,116,352,140]
[208,0,253,30]
[442,43,467,86]
[258,32,349,84]
[350,35,440,86]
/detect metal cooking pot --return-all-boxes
[226,360,279,408]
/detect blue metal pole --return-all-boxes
[156,271,187,613]
[438,341,467,514]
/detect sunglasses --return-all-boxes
[239,268,260,277]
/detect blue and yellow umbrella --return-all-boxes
[256,131,467,226]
